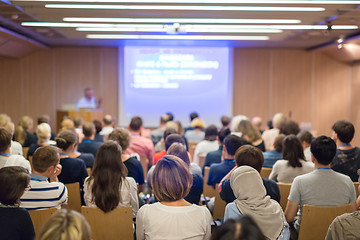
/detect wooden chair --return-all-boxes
[213,184,227,220]
[65,182,82,212]
[81,206,133,240]
[140,156,148,179]
[354,182,359,197]
[198,154,206,168]
[188,142,198,162]
[29,207,58,236]
[298,204,353,240]
[260,167,272,179]
[86,168,91,176]
[277,182,292,211]
[28,156,33,170]
[22,147,29,159]
[203,167,216,198]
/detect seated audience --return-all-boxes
[15,116,37,147]
[262,113,286,151]
[93,120,104,142]
[224,166,290,240]
[331,120,360,182]
[269,135,314,183]
[279,120,300,136]
[230,115,248,137]
[38,209,91,240]
[184,118,206,142]
[74,117,84,141]
[211,216,266,240]
[0,166,35,240]
[202,128,231,175]
[125,116,155,167]
[0,128,31,172]
[0,114,23,155]
[238,119,265,152]
[193,125,219,165]
[60,118,76,133]
[36,115,56,140]
[78,122,102,157]
[220,145,280,204]
[184,112,199,133]
[151,114,170,145]
[297,130,313,161]
[100,114,114,136]
[252,116,263,134]
[285,136,357,235]
[107,128,145,187]
[136,155,212,240]
[220,115,231,129]
[20,146,68,210]
[262,134,285,168]
[27,123,52,158]
[84,141,139,217]
[207,135,247,188]
[153,128,177,165]
[326,211,360,240]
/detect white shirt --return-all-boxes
[262,128,280,151]
[0,155,31,173]
[136,202,212,240]
[77,96,97,109]
[269,159,314,183]
[193,140,219,165]
[304,147,311,161]
[99,126,114,136]
[10,140,23,155]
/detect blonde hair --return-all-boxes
[37,209,91,240]
[60,119,75,132]
[231,115,249,132]
[238,120,262,143]
[272,113,286,129]
[0,114,11,128]
[36,123,51,143]
[15,116,33,145]
[190,118,206,130]
[165,121,179,133]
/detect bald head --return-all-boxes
[103,115,113,126]
[252,117,262,130]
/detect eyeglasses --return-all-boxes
[25,185,31,191]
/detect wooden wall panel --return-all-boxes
[350,63,360,146]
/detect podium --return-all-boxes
[56,109,103,132]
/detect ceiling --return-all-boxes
[0,0,360,49]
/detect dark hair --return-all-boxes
[166,112,174,121]
[224,135,248,156]
[32,146,60,173]
[82,122,95,138]
[163,128,177,140]
[283,135,304,168]
[218,128,231,144]
[298,131,313,144]
[189,112,199,121]
[211,216,266,240]
[0,166,30,205]
[167,143,190,166]
[266,120,273,130]
[37,115,50,125]
[235,145,264,173]
[332,120,355,144]
[279,120,300,136]
[274,134,285,152]
[221,116,231,127]
[56,130,78,151]
[0,127,11,152]
[205,125,218,141]
[88,141,128,213]
[165,134,186,151]
[74,118,83,128]
[93,120,102,134]
[129,116,143,131]
[311,136,337,165]
[107,128,130,151]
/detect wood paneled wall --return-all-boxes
[0,47,358,144]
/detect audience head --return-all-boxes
[90,141,128,213]
[272,113,286,129]
[310,136,337,165]
[204,125,218,141]
[160,114,170,125]
[163,128,177,141]
[332,120,355,144]
[93,120,102,134]
[107,128,131,151]
[297,130,313,149]
[279,120,300,136]
[82,122,95,138]
[0,127,12,152]
[221,116,231,128]
[37,115,50,125]
[152,155,192,202]
[166,112,174,121]
[60,118,75,132]
[103,114,113,126]
[167,143,190,166]
[0,114,11,128]
[165,121,179,133]
[56,130,78,151]
[38,209,91,240]
[84,87,94,100]
[266,120,273,130]
[175,121,184,135]
[231,115,249,132]
[74,118,83,129]
[3,121,15,136]
[234,145,264,173]
[129,116,143,132]
[0,166,30,206]
[15,116,34,145]
[273,134,285,153]
[189,112,199,122]
[165,133,186,151]
[32,146,59,176]
[283,134,305,168]
[191,118,206,130]
[238,120,262,143]
[251,117,262,131]
[223,135,248,157]
[218,128,231,145]
[36,123,51,143]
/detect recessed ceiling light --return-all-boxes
[86,34,270,40]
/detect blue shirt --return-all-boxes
[202,146,223,175]
[78,140,102,157]
[207,159,235,187]
[263,150,283,168]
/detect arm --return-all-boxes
[129,178,140,218]
[268,163,278,181]
[357,196,360,210]
[284,200,299,223]
[135,207,146,240]
[203,208,212,240]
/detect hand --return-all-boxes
[53,164,62,177]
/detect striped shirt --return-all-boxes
[20,174,68,211]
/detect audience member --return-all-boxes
[125,116,155,167]
[136,155,212,240]
[74,117,84,141]
[252,116,263,134]
[202,128,231,175]
[78,122,102,157]
[220,145,280,204]
[262,134,285,168]
[27,123,51,158]
[193,125,219,165]
[15,116,37,147]
[0,128,31,172]
[151,114,170,145]
[262,113,286,151]
[224,166,290,240]
[326,211,360,240]
[266,120,273,130]
[230,115,248,137]
[0,166,35,240]
[153,128,177,164]
[20,146,68,210]
[184,112,199,132]
[84,141,139,217]
[279,120,300,136]
[269,135,314,183]
[36,115,56,140]
[285,136,357,235]
[184,118,206,142]
[77,87,100,109]
[93,120,104,142]
[0,114,23,155]
[221,116,231,129]
[238,120,265,152]
[331,120,360,182]
[100,114,114,136]
[175,120,189,150]
[60,118,76,133]
[297,130,313,161]
[37,209,91,240]
[166,112,174,121]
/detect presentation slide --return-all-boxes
[120,46,232,127]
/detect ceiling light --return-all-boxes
[86,34,270,40]
[14,0,360,3]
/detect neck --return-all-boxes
[63,148,72,155]
[84,136,94,141]
[2,148,10,154]
[338,141,352,149]
[160,199,191,207]
[32,170,49,178]
[314,162,331,169]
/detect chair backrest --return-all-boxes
[140,156,148,179]
[86,168,91,176]
[354,182,359,197]
[65,182,81,212]
[188,142,198,161]
[277,182,292,211]
[260,167,272,179]
[28,156,33,170]
[298,204,353,240]
[213,184,227,220]
[203,167,216,198]
[198,154,206,168]
[81,206,133,240]
[29,207,58,236]
[22,147,29,159]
